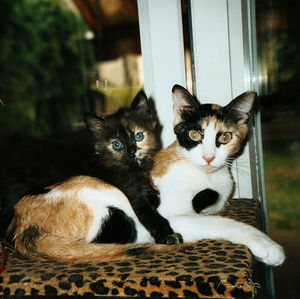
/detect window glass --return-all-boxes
[256,0,300,296]
[0,0,142,140]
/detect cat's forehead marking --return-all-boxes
[201,116,218,130]
[211,104,222,111]
[212,117,220,131]
[200,117,211,129]
[212,117,228,132]
[203,115,232,133]
[134,126,144,133]
[118,120,134,137]
[126,119,143,134]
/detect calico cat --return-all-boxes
[152,85,285,266]
[1,91,181,245]
[8,85,285,266]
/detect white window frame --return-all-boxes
[137,0,186,147]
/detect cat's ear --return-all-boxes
[131,90,149,112]
[84,113,105,135]
[224,91,256,124]
[172,84,198,126]
[131,90,157,128]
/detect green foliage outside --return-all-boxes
[0,0,95,136]
[264,151,300,230]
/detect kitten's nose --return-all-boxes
[127,146,136,158]
[203,154,215,164]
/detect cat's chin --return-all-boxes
[135,157,146,167]
[200,165,218,173]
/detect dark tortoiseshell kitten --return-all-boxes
[0,91,181,246]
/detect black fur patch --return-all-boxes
[215,132,223,148]
[192,189,219,213]
[174,123,203,150]
[21,225,40,250]
[147,187,160,209]
[93,207,137,244]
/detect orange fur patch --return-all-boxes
[222,124,248,155]
[11,178,95,246]
[50,175,112,193]
[136,130,159,157]
[211,104,222,110]
[151,141,185,179]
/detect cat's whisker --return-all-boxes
[224,159,234,168]
[225,162,233,168]
[229,162,253,177]
[142,153,155,161]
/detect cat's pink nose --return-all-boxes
[203,155,215,164]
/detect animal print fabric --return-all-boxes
[0,198,261,298]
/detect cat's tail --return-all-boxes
[13,231,172,263]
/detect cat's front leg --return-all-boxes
[131,193,183,245]
[147,185,160,209]
[168,214,285,266]
[120,176,183,245]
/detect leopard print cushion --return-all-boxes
[0,198,261,298]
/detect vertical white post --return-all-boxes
[137,0,186,147]
[190,0,253,198]
[190,0,232,103]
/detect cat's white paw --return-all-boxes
[249,235,285,266]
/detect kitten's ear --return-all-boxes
[224,91,256,124]
[131,90,149,112]
[172,84,198,126]
[84,113,105,135]
[131,90,157,128]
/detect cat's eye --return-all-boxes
[135,132,144,142]
[112,140,124,151]
[218,132,232,144]
[188,130,202,142]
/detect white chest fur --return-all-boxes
[154,160,233,217]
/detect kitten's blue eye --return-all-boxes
[112,140,124,151]
[134,132,144,142]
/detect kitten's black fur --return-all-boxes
[0,91,181,244]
